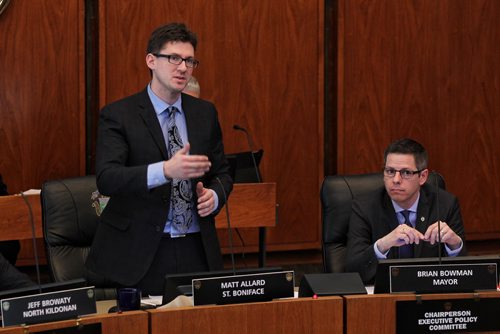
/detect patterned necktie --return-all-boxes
[399,210,414,258]
[165,106,193,235]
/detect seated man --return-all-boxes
[345,138,466,283]
[0,252,34,291]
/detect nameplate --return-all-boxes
[192,271,294,306]
[1,287,97,327]
[397,297,500,333]
[389,263,497,293]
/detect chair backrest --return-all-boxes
[41,175,115,300]
[320,171,445,273]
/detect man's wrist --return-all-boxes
[446,237,462,250]
[162,160,171,179]
[376,238,389,254]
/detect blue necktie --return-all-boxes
[163,106,193,236]
[399,210,414,258]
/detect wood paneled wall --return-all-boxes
[0,0,86,193]
[98,0,325,251]
[0,0,85,265]
[335,0,500,240]
[2,0,498,263]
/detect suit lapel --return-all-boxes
[182,95,203,155]
[382,192,399,231]
[137,89,169,159]
[415,189,431,257]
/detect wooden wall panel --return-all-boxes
[337,0,499,239]
[0,0,86,193]
[0,0,85,266]
[98,0,324,251]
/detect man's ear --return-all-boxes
[146,53,156,70]
[419,169,429,186]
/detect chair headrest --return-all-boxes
[41,175,99,246]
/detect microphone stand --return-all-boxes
[233,125,261,183]
[433,171,442,265]
[20,191,42,293]
[216,177,236,275]
[233,124,267,267]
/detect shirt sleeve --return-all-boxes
[147,162,168,189]
[445,238,463,257]
[374,241,390,259]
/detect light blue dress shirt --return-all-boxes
[145,85,218,236]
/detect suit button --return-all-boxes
[162,195,169,203]
[156,226,161,232]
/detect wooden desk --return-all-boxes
[215,183,276,229]
[344,292,500,334]
[148,296,343,334]
[216,183,276,267]
[0,310,148,334]
[0,194,44,266]
[0,194,42,241]
[0,183,276,266]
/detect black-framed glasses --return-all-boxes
[383,167,423,179]
[153,53,199,68]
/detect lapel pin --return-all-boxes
[420,216,425,222]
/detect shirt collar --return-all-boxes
[391,192,420,214]
[147,84,183,116]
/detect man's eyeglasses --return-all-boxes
[383,167,423,179]
[153,54,199,68]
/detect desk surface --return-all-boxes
[0,183,276,241]
[0,309,148,334]
[0,183,276,265]
[148,296,343,334]
[2,292,499,333]
[344,291,500,334]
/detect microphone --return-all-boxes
[233,124,262,183]
[215,177,236,275]
[20,191,42,293]
[433,171,443,265]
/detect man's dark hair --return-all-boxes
[146,22,197,54]
[384,138,428,170]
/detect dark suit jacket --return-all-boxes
[85,89,233,286]
[345,183,467,283]
[0,253,34,291]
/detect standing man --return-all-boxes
[86,23,233,295]
[346,138,466,283]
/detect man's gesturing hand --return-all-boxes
[163,143,211,179]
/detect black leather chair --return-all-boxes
[320,172,445,273]
[41,175,115,300]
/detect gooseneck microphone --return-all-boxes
[233,124,262,183]
[215,177,236,275]
[20,191,42,293]
[433,171,443,265]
